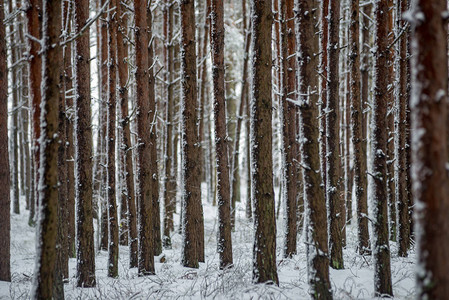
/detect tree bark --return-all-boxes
[371,0,393,296]
[134,0,155,275]
[410,0,449,298]
[31,0,63,297]
[211,0,233,270]
[250,0,278,285]
[0,0,11,282]
[295,0,332,297]
[74,0,96,287]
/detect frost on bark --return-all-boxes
[410,0,449,298]
[295,0,332,297]
[117,0,137,266]
[319,0,328,202]
[74,0,96,287]
[134,0,155,276]
[31,0,63,297]
[146,3,162,257]
[326,0,343,270]
[107,0,119,278]
[250,0,278,285]
[279,0,297,258]
[0,0,11,283]
[180,0,203,269]
[349,0,370,255]
[395,0,410,258]
[211,0,233,270]
[371,0,393,296]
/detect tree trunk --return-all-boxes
[31,0,63,296]
[319,0,328,202]
[74,0,96,287]
[250,0,278,285]
[371,0,393,296]
[410,0,449,298]
[295,0,332,297]
[211,0,233,270]
[134,0,155,275]
[279,0,297,258]
[395,0,410,258]
[349,0,370,255]
[0,0,11,282]
[107,0,119,278]
[326,0,344,270]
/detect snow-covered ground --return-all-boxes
[0,191,416,299]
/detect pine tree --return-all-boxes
[410,0,449,298]
[250,0,278,285]
[371,0,393,296]
[74,0,96,287]
[211,0,233,270]
[295,0,332,297]
[0,0,11,283]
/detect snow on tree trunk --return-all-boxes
[409,0,449,298]
[295,0,332,297]
[74,0,96,287]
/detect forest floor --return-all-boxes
[1,187,416,299]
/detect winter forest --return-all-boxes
[0,0,447,299]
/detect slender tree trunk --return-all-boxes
[371,0,393,296]
[0,0,11,283]
[295,0,332,297]
[349,0,370,255]
[279,0,297,258]
[74,0,96,287]
[211,0,233,270]
[326,0,344,270]
[250,0,278,285]
[411,1,449,298]
[134,0,155,275]
[106,0,119,278]
[31,0,63,296]
[395,0,410,258]
[320,0,328,200]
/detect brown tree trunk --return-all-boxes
[326,0,344,270]
[411,0,449,298]
[319,0,328,201]
[107,0,119,278]
[0,0,11,283]
[180,0,203,269]
[395,0,410,258]
[371,0,393,296]
[279,0,297,258]
[361,4,371,144]
[250,0,278,285]
[31,0,63,297]
[74,0,96,287]
[134,0,155,275]
[295,0,332,297]
[349,0,370,255]
[146,3,162,257]
[211,0,233,270]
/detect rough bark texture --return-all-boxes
[107,0,119,278]
[349,0,370,255]
[295,0,332,297]
[279,0,297,258]
[134,0,155,276]
[410,0,449,298]
[371,0,393,296]
[326,0,343,270]
[180,0,203,269]
[250,0,278,285]
[0,0,11,283]
[211,0,233,270]
[74,0,96,287]
[31,0,62,297]
[395,0,410,258]
[319,0,328,202]
[146,3,162,257]
[163,0,175,249]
